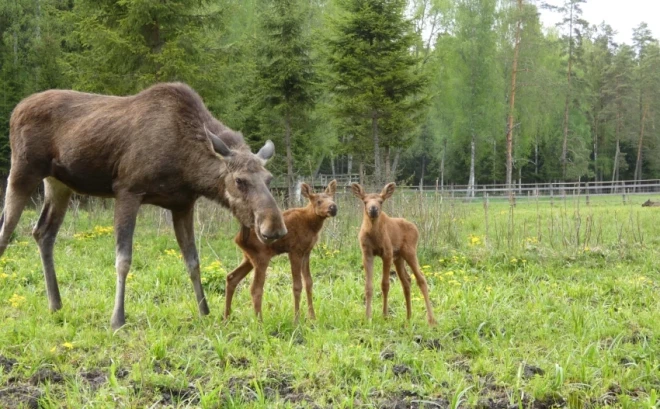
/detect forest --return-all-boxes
[1,0,659,196]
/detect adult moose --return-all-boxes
[0,82,287,329]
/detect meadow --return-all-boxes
[1,189,660,408]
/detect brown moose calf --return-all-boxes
[351,182,437,325]
[642,199,660,207]
[225,180,338,321]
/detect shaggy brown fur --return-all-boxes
[225,180,338,321]
[0,82,287,329]
[351,183,437,326]
[642,199,660,207]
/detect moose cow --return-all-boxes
[0,82,287,329]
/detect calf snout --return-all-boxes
[329,204,338,217]
[368,206,379,218]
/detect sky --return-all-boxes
[538,0,660,45]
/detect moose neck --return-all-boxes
[302,204,327,232]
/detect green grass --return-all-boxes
[1,193,660,408]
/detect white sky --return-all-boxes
[538,0,660,45]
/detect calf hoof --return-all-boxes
[428,317,438,327]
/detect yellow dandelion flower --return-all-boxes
[62,342,74,350]
[510,258,517,263]
[127,273,134,281]
[445,271,454,276]
[0,273,8,279]
[50,346,57,353]
[9,293,26,308]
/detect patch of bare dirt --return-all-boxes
[0,356,17,374]
[0,384,42,409]
[159,384,199,405]
[79,369,108,389]
[29,368,64,385]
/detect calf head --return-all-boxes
[207,129,287,244]
[642,199,654,207]
[301,180,338,218]
[351,182,396,219]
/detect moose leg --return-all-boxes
[394,257,412,321]
[404,252,437,326]
[301,253,316,320]
[381,255,392,318]
[0,171,41,257]
[110,194,142,330]
[32,178,72,312]
[172,206,209,316]
[288,253,304,322]
[225,257,254,319]
[361,250,375,320]
[250,261,269,320]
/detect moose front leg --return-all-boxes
[110,193,142,330]
[381,254,392,319]
[172,206,209,316]
[361,249,375,320]
[301,253,316,320]
[288,253,304,322]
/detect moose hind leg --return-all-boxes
[405,252,437,326]
[394,257,412,320]
[225,257,254,319]
[172,206,209,316]
[110,194,142,330]
[0,171,42,256]
[32,178,72,312]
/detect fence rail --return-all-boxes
[274,175,660,201]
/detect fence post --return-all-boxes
[550,182,554,206]
[585,181,590,206]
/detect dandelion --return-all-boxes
[445,271,454,276]
[62,342,74,350]
[510,258,517,264]
[468,235,482,246]
[164,249,178,257]
[127,273,135,281]
[422,265,431,270]
[0,273,8,280]
[50,346,57,353]
[9,293,26,308]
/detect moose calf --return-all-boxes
[642,199,660,207]
[225,180,338,321]
[352,183,437,325]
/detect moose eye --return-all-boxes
[317,200,322,205]
[235,178,247,190]
[265,177,273,187]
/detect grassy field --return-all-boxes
[1,191,660,408]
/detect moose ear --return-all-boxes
[351,183,365,199]
[325,180,337,196]
[257,140,275,161]
[300,183,313,199]
[380,182,396,200]
[205,125,232,158]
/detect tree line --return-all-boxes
[1,0,659,200]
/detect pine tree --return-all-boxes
[326,0,425,186]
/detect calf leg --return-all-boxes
[289,253,304,322]
[381,255,392,318]
[361,250,375,320]
[250,259,270,320]
[172,206,209,316]
[0,170,42,257]
[394,257,412,320]
[224,257,254,319]
[301,253,316,320]
[404,252,437,326]
[32,178,72,312]
[110,193,142,330]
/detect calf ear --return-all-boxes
[300,183,313,199]
[351,183,365,199]
[380,182,396,200]
[325,180,337,196]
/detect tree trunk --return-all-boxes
[331,155,336,179]
[534,135,539,176]
[372,113,381,186]
[391,149,401,179]
[468,134,476,198]
[285,112,294,207]
[347,154,353,178]
[634,105,648,182]
[612,112,621,182]
[419,154,426,191]
[385,146,391,181]
[440,139,446,190]
[506,0,523,197]
[359,161,364,185]
[561,2,574,180]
